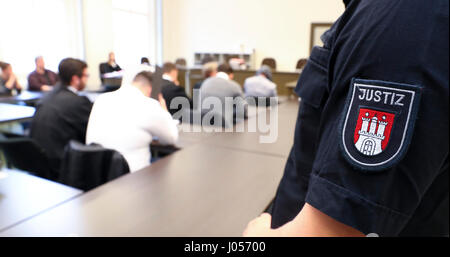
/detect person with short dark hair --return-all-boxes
[86,66,178,172]
[30,58,93,175]
[217,63,234,80]
[0,62,22,95]
[27,56,59,92]
[161,62,192,116]
[141,57,150,66]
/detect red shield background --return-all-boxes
[354,108,395,151]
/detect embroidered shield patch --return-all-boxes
[340,79,422,171]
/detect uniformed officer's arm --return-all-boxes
[243,203,365,237]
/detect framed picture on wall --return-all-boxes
[310,23,334,53]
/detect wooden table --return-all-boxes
[0,104,36,125]
[0,170,82,233]
[201,100,299,158]
[0,100,300,237]
[0,145,286,237]
[0,91,44,105]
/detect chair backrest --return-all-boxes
[261,58,277,71]
[175,58,187,67]
[296,58,308,70]
[60,140,130,191]
[0,137,56,180]
[99,63,109,84]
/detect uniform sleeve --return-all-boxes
[302,0,449,236]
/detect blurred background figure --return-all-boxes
[161,62,192,116]
[175,58,187,68]
[141,57,150,66]
[261,58,277,71]
[86,67,179,172]
[30,58,92,173]
[0,61,22,95]
[201,55,216,65]
[28,56,59,92]
[193,62,218,91]
[199,63,247,123]
[216,63,235,81]
[229,57,247,70]
[244,65,277,98]
[99,52,122,83]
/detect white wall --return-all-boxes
[0,0,85,86]
[82,0,158,90]
[1,0,344,88]
[162,0,345,71]
[82,0,114,89]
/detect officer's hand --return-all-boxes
[243,213,279,237]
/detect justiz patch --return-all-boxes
[340,79,422,171]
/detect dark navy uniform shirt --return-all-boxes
[271,0,449,236]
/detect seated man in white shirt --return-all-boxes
[244,65,278,98]
[86,67,179,172]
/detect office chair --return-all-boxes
[60,140,130,191]
[261,58,277,71]
[0,136,57,180]
[296,58,308,71]
[175,58,187,68]
[99,63,109,84]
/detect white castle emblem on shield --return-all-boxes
[355,112,388,156]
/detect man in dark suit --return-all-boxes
[30,58,93,174]
[161,62,192,116]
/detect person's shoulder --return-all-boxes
[229,80,242,89]
[202,77,214,84]
[53,87,90,106]
[265,78,277,88]
[28,70,38,78]
[46,69,57,75]
[147,97,161,107]
[164,81,178,89]
[92,91,114,105]
[200,77,216,89]
[245,75,258,83]
[143,97,166,115]
[36,87,65,108]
